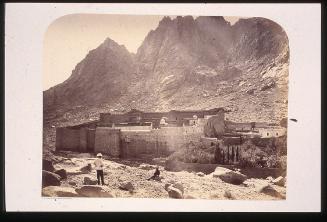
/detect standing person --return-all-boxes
[94,153,105,185]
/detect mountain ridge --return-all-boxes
[44,16,289,125]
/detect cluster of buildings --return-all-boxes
[55,107,286,165]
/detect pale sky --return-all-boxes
[43,14,242,90]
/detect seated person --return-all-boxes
[147,166,160,181]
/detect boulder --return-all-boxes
[272,176,286,187]
[75,185,114,197]
[164,183,171,191]
[258,184,284,198]
[224,190,235,199]
[42,170,61,187]
[54,169,67,180]
[119,181,134,191]
[213,167,247,185]
[68,181,77,186]
[42,186,78,197]
[43,159,55,172]
[83,176,98,185]
[167,186,183,199]
[80,164,92,173]
[171,182,184,194]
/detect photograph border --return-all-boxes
[2,0,324,216]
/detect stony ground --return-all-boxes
[46,152,286,200]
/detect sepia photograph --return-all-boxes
[42,14,289,200]
[4,1,322,212]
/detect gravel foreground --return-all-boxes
[43,152,286,200]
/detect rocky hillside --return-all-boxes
[44,38,136,108]
[44,16,289,128]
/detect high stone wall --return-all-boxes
[55,120,208,159]
[94,127,121,157]
[55,127,80,151]
[119,125,205,158]
[55,127,95,152]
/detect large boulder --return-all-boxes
[258,184,284,198]
[171,182,184,194]
[167,186,183,199]
[213,167,247,185]
[42,186,78,197]
[54,169,67,180]
[83,176,98,185]
[80,164,92,173]
[75,185,114,197]
[164,183,171,191]
[43,159,55,172]
[119,181,134,192]
[272,176,286,187]
[165,181,184,199]
[42,170,61,187]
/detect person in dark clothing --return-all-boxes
[147,166,160,181]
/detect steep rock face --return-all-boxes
[44,38,135,109]
[136,16,233,76]
[44,16,289,125]
[230,17,288,63]
[120,16,289,120]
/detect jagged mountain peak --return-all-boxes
[196,16,230,26]
[44,16,289,123]
[98,37,130,53]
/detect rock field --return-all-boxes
[42,152,286,200]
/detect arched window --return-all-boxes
[267,132,269,136]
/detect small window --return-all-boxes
[276,132,279,136]
[267,133,269,136]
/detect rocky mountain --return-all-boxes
[44,38,136,108]
[44,16,289,126]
